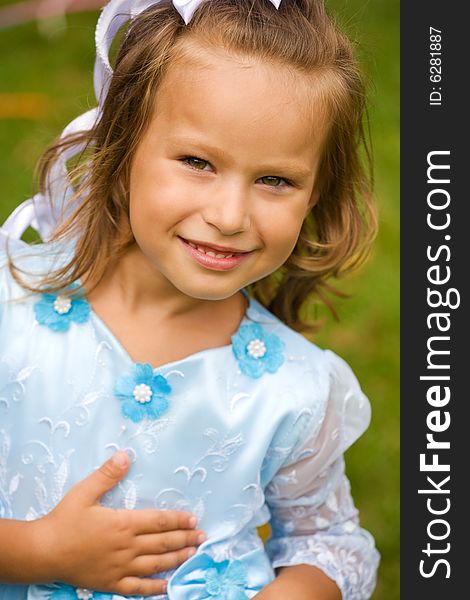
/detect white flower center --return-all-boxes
[76,589,93,600]
[53,295,72,315]
[133,383,153,404]
[247,339,266,359]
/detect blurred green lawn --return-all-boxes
[0,1,399,598]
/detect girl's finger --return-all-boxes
[136,530,206,555]
[130,509,198,534]
[116,576,168,597]
[73,451,130,505]
[129,548,197,576]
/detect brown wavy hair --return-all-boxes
[10,0,377,332]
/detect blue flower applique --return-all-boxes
[114,363,172,423]
[50,586,112,600]
[34,286,90,332]
[232,323,284,378]
[204,559,249,599]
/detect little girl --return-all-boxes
[0,0,380,598]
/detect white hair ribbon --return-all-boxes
[174,0,281,24]
[1,108,98,243]
[1,0,282,244]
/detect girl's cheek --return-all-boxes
[270,208,306,237]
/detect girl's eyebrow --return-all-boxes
[167,135,233,161]
[167,135,314,180]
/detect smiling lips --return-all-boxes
[179,237,253,271]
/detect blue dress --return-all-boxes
[0,243,379,600]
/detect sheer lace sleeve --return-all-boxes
[264,350,380,599]
[0,248,8,322]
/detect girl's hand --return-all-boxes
[33,451,206,597]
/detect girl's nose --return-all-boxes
[202,181,251,235]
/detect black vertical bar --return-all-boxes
[401,2,468,598]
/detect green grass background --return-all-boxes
[0,1,399,597]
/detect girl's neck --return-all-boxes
[93,244,207,316]
[82,244,248,368]
[85,242,247,326]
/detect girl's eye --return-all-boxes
[183,157,211,171]
[258,176,290,187]
[181,159,292,187]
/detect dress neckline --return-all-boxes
[88,288,260,371]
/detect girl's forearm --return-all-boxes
[254,564,342,600]
[0,518,52,582]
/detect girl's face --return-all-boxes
[128,44,328,301]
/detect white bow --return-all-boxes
[174,0,281,23]
[1,0,282,243]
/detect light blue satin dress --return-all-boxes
[0,243,379,600]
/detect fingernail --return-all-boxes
[187,547,196,557]
[112,450,128,468]
[162,581,168,593]
[197,532,206,544]
[188,516,197,528]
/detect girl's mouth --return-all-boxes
[179,237,253,271]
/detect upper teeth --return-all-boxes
[188,241,233,258]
